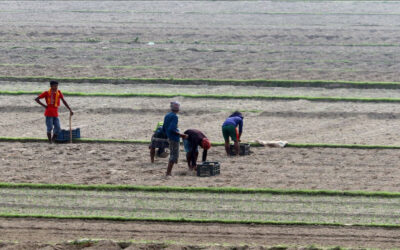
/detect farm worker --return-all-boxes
[183,129,211,170]
[222,111,243,156]
[162,101,188,176]
[35,81,73,143]
[149,121,169,163]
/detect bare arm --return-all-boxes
[238,119,243,139]
[35,96,47,109]
[61,97,73,115]
[202,149,207,162]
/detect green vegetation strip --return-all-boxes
[2,137,400,150]
[1,213,399,228]
[1,185,399,227]
[2,76,400,89]
[0,186,399,227]
[286,143,400,149]
[0,182,400,198]
[4,90,400,103]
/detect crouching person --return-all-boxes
[35,81,73,143]
[149,121,169,163]
[222,111,243,156]
[183,129,211,170]
[163,101,188,176]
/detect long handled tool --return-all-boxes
[69,113,72,143]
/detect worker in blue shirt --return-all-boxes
[163,101,188,176]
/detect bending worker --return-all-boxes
[149,121,169,163]
[183,129,211,170]
[222,111,243,156]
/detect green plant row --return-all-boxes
[277,0,398,1]
[1,182,400,198]
[3,136,400,150]
[2,75,400,89]
[3,90,400,103]
[0,213,399,229]
[286,143,400,149]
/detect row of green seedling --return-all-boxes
[1,182,400,198]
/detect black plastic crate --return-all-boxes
[56,128,81,142]
[229,143,251,155]
[197,161,220,177]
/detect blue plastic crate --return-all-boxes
[56,128,81,142]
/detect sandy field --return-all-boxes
[1,1,400,81]
[2,0,400,248]
[2,93,400,145]
[1,218,400,249]
[1,142,400,192]
[2,91,400,247]
[5,81,400,98]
